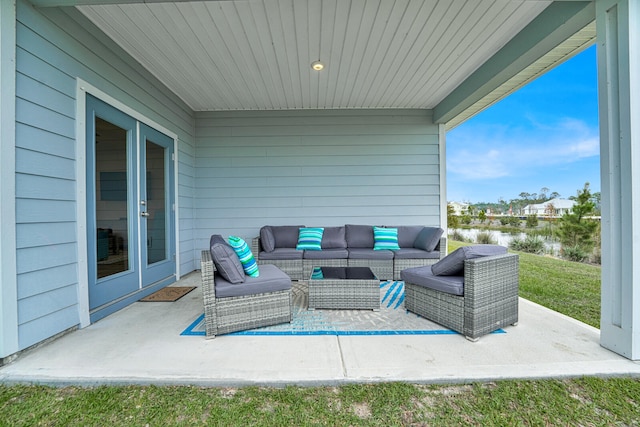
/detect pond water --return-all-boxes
[450,228,561,256]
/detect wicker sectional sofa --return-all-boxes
[251,224,446,281]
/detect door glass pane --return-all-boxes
[95,117,129,279]
[146,139,167,265]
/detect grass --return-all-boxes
[3,379,640,426]
[2,241,637,425]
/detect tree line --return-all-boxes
[461,186,601,217]
[448,183,601,263]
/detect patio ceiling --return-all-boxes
[35,0,595,128]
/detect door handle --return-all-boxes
[141,212,150,217]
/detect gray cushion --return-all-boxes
[390,226,424,248]
[345,224,375,248]
[414,227,444,252]
[431,245,507,276]
[347,248,394,260]
[321,226,347,249]
[401,265,465,296]
[303,248,348,259]
[260,226,276,252]
[392,248,441,259]
[272,225,306,248]
[259,248,304,260]
[215,264,291,298]
[210,234,245,284]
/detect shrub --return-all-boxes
[510,235,545,255]
[449,230,469,242]
[461,215,472,225]
[511,217,522,227]
[476,231,496,244]
[500,216,522,227]
[526,215,539,228]
[562,245,589,262]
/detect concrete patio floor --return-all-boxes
[1,271,640,387]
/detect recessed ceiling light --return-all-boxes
[311,61,324,71]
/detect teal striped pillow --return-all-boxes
[296,227,324,250]
[228,236,259,277]
[373,226,400,250]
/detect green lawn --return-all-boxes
[2,243,638,426]
[3,379,640,426]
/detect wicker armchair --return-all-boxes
[201,250,293,338]
[403,253,519,341]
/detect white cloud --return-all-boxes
[447,117,599,181]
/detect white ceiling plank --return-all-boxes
[423,1,550,107]
[184,2,245,109]
[77,0,592,122]
[349,0,402,107]
[307,0,322,108]
[315,0,337,109]
[400,0,518,108]
[275,0,304,108]
[262,0,295,108]
[325,0,352,108]
[368,0,445,107]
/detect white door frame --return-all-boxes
[75,79,180,327]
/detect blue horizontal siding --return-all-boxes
[16,174,75,201]
[16,243,77,275]
[12,0,197,352]
[194,109,441,250]
[17,264,78,300]
[18,284,78,325]
[18,305,78,350]
[16,222,76,249]
[15,148,75,180]
[15,123,75,159]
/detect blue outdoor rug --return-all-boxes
[181,281,500,337]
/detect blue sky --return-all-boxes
[446,45,600,204]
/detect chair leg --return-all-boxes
[465,335,479,342]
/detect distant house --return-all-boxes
[523,198,576,217]
[448,201,470,216]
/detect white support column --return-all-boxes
[438,123,447,232]
[0,0,18,360]
[597,0,640,360]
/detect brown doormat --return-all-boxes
[140,286,196,302]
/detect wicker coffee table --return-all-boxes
[308,266,380,310]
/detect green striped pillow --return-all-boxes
[228,236,259,277]
[373,226,400,250]
[296,227,324,250]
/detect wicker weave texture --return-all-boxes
[308,277,380,310]
[252,237,304,280]
[201,250,293,338]
[392,237,447,280]
[404,253,519,340]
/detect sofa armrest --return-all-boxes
[201,249,216,300]
[251,237,261,261]
[436,236,447,259]
[463,253,519,301]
